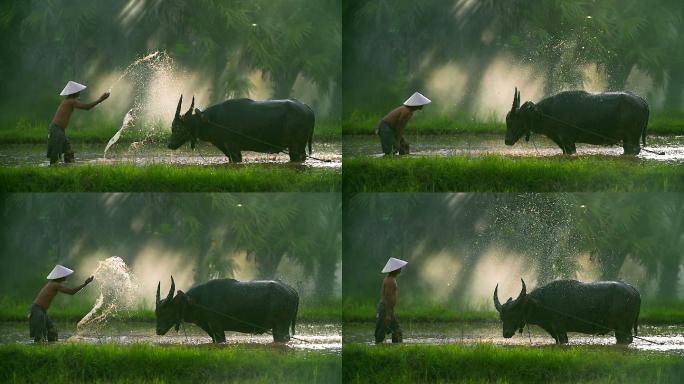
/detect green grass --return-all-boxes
[0,297,341,323]
[344,301,684,324]
[343,156,684,192]
[0,164,340,192]
[343,343,684,383]
[342,112,684,135]
[0,343,339,384]
[0,119,341,144]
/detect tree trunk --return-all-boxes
[657,251,682,301]
[271,68,299,99]
[664,65,684,110]
[606,60,633,91]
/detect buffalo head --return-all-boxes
[168,95,202,150]
[155,276,187,335]
[493,279,528,338]
[505,88,541,146]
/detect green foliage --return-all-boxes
[0,344,340,384]
[343,343,684,383]
[0,165,340,192]
[343,156,684,193]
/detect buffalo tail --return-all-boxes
[641,105,649,147]
[291,299,299,336]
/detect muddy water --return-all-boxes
[0,321,341,354]
[344,134,684,163]
[0,141,341,169]
[344,322,684,354]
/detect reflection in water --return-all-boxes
[344,134,684,163]
[0,141,342,170]
[0,321,341,354]
[344,322,684,354]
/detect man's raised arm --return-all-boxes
[73,92,110,110]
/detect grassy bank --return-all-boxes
[342,113,684,135]
[0,164,340,192]
[0,298,341,323]
[0,119,341,144]
[343,343,684,383]
[343,156,684,192]
[0,344,339,384]
[343,301,684,324]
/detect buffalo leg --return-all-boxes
[288,144,306,163]
[273,324,291,343]
[229,151,242,163]
[564,143,577,155]
[615,327,633,344]
[197,323,216,343]
[551,323,568,344]
[623,142,641,156]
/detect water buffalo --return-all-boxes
[505,88,649,155]
[493,279,640,344]
[155,276,299,343]
[168,95,315,162]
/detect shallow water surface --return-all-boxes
[344,134,684,163]
[0,321,341,354]
[344,321,684,354]
[0,141,341,169]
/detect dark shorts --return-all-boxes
[374,302,402,343]
[377,120,395,155]
[47,122,72,162]
[28,303,57,342]
[376,120,409,155]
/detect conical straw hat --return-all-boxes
[381,257,408,273]
[403,92,431,106]
[60,81,87,96]
[46,264,74,280]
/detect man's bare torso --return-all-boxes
[382,106,413,129]
[33,281,62,310]
[52,99,76,129]
[381,276,397,308]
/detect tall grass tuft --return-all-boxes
[0,344,340,383]
[343,343,684,384]
[0,165,340,192]
[343,156,684,192]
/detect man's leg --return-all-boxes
[63,136,74,163]
[374,303,387,343]
[390,317,403,343]
[46,315,58,342]
[378,123,395,156]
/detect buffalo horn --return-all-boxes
[156,281,161,304]
[167,276,175,300]
[175,95,183,118]
[187,96,195,115]
[493,284,502,312]
[511,87,518,111]
[515,278,527,301]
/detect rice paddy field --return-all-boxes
[0,300,342,383]
[342,114,684,192]
[342,300,684,383]
[0,121,341,192]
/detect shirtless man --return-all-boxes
[29,264,93,342]
[375,257,408,343]
[48,81,110,164]
[376,92,431,156]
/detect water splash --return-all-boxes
[107,51,160,92]
[77,256,139,330]
[103,51,181,155]
[104,108,137,158]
